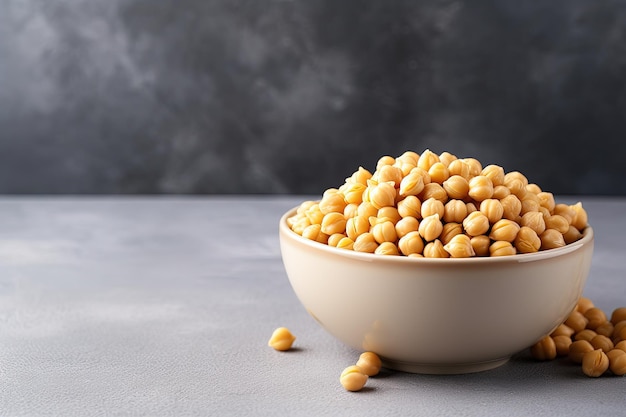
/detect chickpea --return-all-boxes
[500,194,522,221]
[305,203,324,225]
[302,224,329,244]
[595,321,614,338]
[399,171,425,197]
[421,182,448,203]
[327,233,346,247]
[590,335,614,353]
[340,366,368,391]
[489,241,516,257]
[447,159,471,179]
[377,164,403,187]
[423,239,449,258]
[530,336,557,360]
[443,199,468,223]
[554,203,576,224]
[540,229,566,250]
[565,310,589,333]
[611,308,626,325]
[537,191,556,212]
[481,164,505,186]
[268,327,296,351]
[574,329,598,342]
[371,221,398,244]
[526,183,542,194]
[395,216,419,238]
[582,349,609,377]
[421,198,445,219]
[343,203,359,219]
[377,206,401,224]
[443,234,475,258]
[319,192,347,215]
[492,185,510,199]
[376,155,396,170]
[440,222,463,245]
[569,340,594,363]
[608,349,626,376]
[489,219,520,242]
[428,162,450,184]
[369,181,397,209]
[375,241,400,256]
[398,231,425,256]
[468,175,494,202]
[570,202,588,231]
[576,296,595,313]
[462,157,483,177]
[356,351,383,376]
[520,211,546,236]
[584,307,608,330]
[563,225,583,244]
[544,215,569,234]
[342,183,367,205]
[397,195,422,219]
[417,149,440,171]
[418,214,444,242]
[480,199,504,224]
[399,151,419,166]
[470,235,491,257]
[438,151,457,166]
[337,237,355,250]
[553,335,572,357]
[551,323,575,338]
[321,212,347,235]
[353,233,378,253]
[346,215,370,241]
[462,210,490,237]
[442,175,470,200]
[514,226,541,254]
[615,340,626,352]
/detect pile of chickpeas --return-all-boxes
[530,299,626,377]
[287,150,588,258]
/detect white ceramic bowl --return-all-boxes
[279,206,594,374]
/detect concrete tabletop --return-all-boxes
[0,196,624,416]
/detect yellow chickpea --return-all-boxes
[565,310,589,333]
[468,175,494,202]
[321,212,347,235]
[575,329,598,342]
[554,203,576,224]
[438,151,457,166]
[428,162,450,184]
[462,157,483,177]
[440,222,463,245]
[302,224,329,244]
[398,231,425,256]
[590,335,614,353]
[397,195,422,218]
[514,226,541,254]
[395,216,419,238]
[553,335,573,357]
[530,336,557,360]
[305,203,324,225]
[421,198,445,219]
[537,191,556,212]
[584,307,608,330]
[376,164,403,187]
[375,241,400,256]
[569,340,594,363]
[319,192,347,215]
[337,237,355,250]
[500,194,522,221]
[377,206,401,224]
[551,323,575,338]
[489,219,520,242]
[442,175,470,200]
[470,235,491,257]
[489,241,516,257]
[577,297,595,314]
[327,233,346,247]
[356,351,383,376]
[342,183,366,205]
[492,184,511,199]
[417,149,440,171]
[611,308,626,325]
[399,171,425,197]
[443,234,475,258]
[371,220,398,244]
[595,321,614,338]
[563,225,583,244]
[376,155,396,170]
[481,164,505,186]
[418,213,444,242]
[443,199,468,223]
[521,211,546,235]
[346,215,370,241]
[539,229,566,250]
[544,215,569,234]
[479,199,504,224]
[582,349,609,377]
[420,183,448,203]
[340,366,368,392]
[462,211,490,237]
[423,239,449,258]
[608,349,626,376]
[369,181,397,209]
[570,202,588,231]
[447,159,471,179]
[353,233,378,253]
[268,327,296,351]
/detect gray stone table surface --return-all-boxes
[0,195,625,417]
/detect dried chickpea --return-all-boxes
[553,335,573,357]
[574,329,598,342]
[399,171,425,197]
[377,206,401,224]
[421,198,445,219]
[356,351,383,376]
[468,175,494,202]
[398,231,425,256]
[489,241,516,257]
[321,212,347,235]
[327,233,346,247]
[562,226,582,244]
[440,222,463,245]
[584,307,608,330]
[346,215,370,241]
[565,310,589,333]
[520,212,546,235]
[395,216,419,238]
[514,226,541,254]
[575,296,592,313]
[340,366,368,391]
[353,233,378,253]
[610,308,626,325]
[470,235,491,257]
[419,214,444,242]
[417,149,439,171]
[397,195,421,219]
[551,323,575,338]
[530,336,557,360]
[371,221,397,244]
[500,194,522,221]
[428,162,450,184]
[421,182,448,203]
[595,321,614,338]
[492,185,510,199]
[268,327,296,351]
[447,159,470,179]
[570,202,588,231]
[540,229,566,250]
[582,349,609,377]
[369,181,396,209]
[337,237,355,250]
[489,219,520,242]
[480,199,504,224]
[590,335,614,353]
[608,350,626,376]
[442,175,470,200]
[443,199,468,223]
[544,215,569,234]
[443,234,475,258]
[569,340,594,363]
[481,164,505,186]
[375,241,400,256]
[463,211,490,237]
[423,239,449,258]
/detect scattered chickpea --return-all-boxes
[268,327,296,351]
[590,335,614,353]
[356,352,383,377]
[611,308,626,325]
[553,335,572,357]
[530,336,557,360]
[569,340,595,363]
[574,329,598,342]
[582,349,609,377]
[339,365,369,391]
[565,310,588,333]
[608,350,626,376]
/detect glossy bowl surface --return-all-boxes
[279,206,594,374]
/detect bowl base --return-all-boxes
[381,357,510,375]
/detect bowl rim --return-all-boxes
[279,205,594,265]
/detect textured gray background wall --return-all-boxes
[1,0,625,195]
